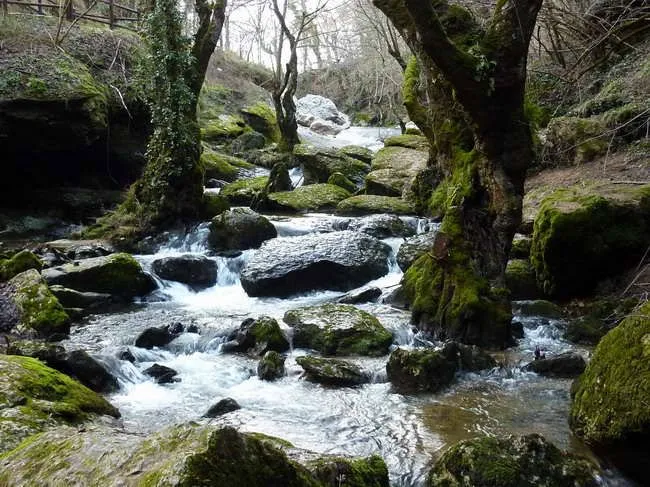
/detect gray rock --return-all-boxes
[208,208,277,251]
[293,144,369,187]
[223,316,289,356]
[204,398,241,417]
[152,255,218,289]
[347,214,415,239]
[134,326,179,349]
[231,131,266,154]
[523,352,586,377]
[241,231,391,297]
[309,119,345,135]
[63,350,120,393]
[45,239,115,260]
[396,232,437,271]
[337,287,382,304]
[143,363,179,384]
[296,355,370,387]
[49,285,114,310]
[296,94,349,128]
[257,351,286,381]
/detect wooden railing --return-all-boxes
[1,0,141,31]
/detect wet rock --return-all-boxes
[386,343,496,393]
[512,300,563,319]
[347,214,415,239]
[511,320,525,339]
[208,208,277,251]
[569,301,650,482]
[428,434,600,486]
[365,146,428,197]
[266,161,292,193]
[267,184,351,213]
[337,287,382,304]
[1,269,69,338]
[204,398,241,418]
[117,348,136,363]
[307,454,389,486]
[381,285,409,309]
[296,94,349,129]
[134,326,179,349]
[42,253,156,299]
[223,316,289,356]
[396,231,437,271]
[293,144,369,187]
[506,259,541,300]
[296,355,370,387]
[6,339,67,370]
[231,131,266,153]
[143,364,179,384]
[241,231,391,297]
[205,178,224,188]
[284,303,393,356]
[44,239,115,261]
[152,255,218,289]
[63,350,120,393]
[0,250,42,281]
[339,145,373,164]
[49,285,113,310]
[337,195,414,216]
[257,351,286,381]
[0,355,120,455]
[523,352,586,377]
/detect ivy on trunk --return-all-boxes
[374,0,543,348]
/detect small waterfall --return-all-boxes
[289,167,304,188]
[216,251,254,286]
[157,223,211,254]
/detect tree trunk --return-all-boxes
[374,0,542,348]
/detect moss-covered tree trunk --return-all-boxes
[374,0,542,348]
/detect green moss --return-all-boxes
[570,301,650,445]
[505,259,540,300]
[511,236,531,259]
[530,184,650,297]
[251,317,289,353]
[383,134,429,151]
[512,300,563,319]
[200,114,247,142]
[293,144,370,186]
[220,176,269,205]
[427,149,477,216]
[201,148,253,182]
[327,172,357,193]
[268,184,351,212]
[402,56,433,140]
[241,102,281,142]
[310,455,389,487]
[201,193,230,219]
[336,195,414,215]
[0,250,42,281]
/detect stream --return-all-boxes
[58,127,634,486]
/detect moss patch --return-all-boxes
[336,195,414,215]
[220,176,269,206]
[383,134,429,152]
[268,184,351,212]
[0,251,42,282]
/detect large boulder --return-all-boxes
[386,343,496,393]
[0,423,389,487]
[223,316,290,356]
[201,148,255,182]
[523,352,586,378]
[284,303,393,356]
[0,269,69,338]
[346,214,415,239]
[428,434,600,486]
[396,232,437,271]
[293,144,369,187]
[241,231,391,297]
[208,208,277,251]
[0,250,42,281]
[530,183,650,298]
[365,146,428,197]
[240,102,281,143]
[339,145,373,164]
[569,301,650,481]
[49,285,114,311]
[296,355,370,387]
[43,239,115,261]
[152,255,218,289]
[0,355,119,454]
[267,184,351,212]
[336,195,414,216]
[42,253,156,299]
[296,94,350,130]
[219,176,269,206]
[63,350,120,393]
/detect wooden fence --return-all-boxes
[1,0,141,31]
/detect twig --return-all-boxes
[108,38,122,71]
[109,83,132,119]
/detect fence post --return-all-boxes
[108,0,114,28]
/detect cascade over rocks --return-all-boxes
[152,255,218,289]
[387,343,496,393]
[241,231,391,297]
[208,208,277,251]
[284,304,393,356]
[134,325,181,349]
[428,434,600,486]
[337,286,382,305]
[143,363,179,384]
[296,355,370,387]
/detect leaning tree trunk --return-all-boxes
[374,0,542,348]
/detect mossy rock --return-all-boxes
[201,147,254,182]
[543,116,607,165]
[220,176,269,206]
[569,301,650,481]
[208,208,277,251]
[428,434,600,486]
[336,195,415,216]
[200,114,247,142]
[564,297,638,345]
[41,253,156,299]
[201,192,230,219]
[339,145,373,164]
[0,355,119,454]
[284,304,393,357]
[257,351,286,381]
[293,144,370,187]
[383,134,429,152]
[0,422,389,486]
[327,172,357,193]
[295,356,370,387]
[510,235,531,259]
[505,259,540,300]
[366,146,428,197]
[267,184,351,212]
[0,251,42,282]
[512,300,563,319]
[241,102,281,143]
[530,183,650,298]
[250,316,290,354]
[4,269,69,338]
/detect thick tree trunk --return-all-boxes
[375,0,542,348]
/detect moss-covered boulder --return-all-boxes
[511,235,531,259]
[224,316,290,356]
[0,422,389,487]
[257,351,286,381]
[428,434,600,486]
[336,195,415,216]
[0,355,119,454]
[383,134,429,152]
[201,113,247,142]
[284,304,392,356]
[241,102,281,142]
[327,172,357,193]
[201,147,255,182]
[220,176,269,206]
[208,208,277,251]
[293,144,370,187]
[569,302,650,481]
[339,145,373,164]
[296,355,370,387]
[1,269,69,338]
[0,250,42,282]
[365,146,428,197]
[386,343,496,393]
[396,232,437,272]
[201,192,230,219]
[505,259,540,300]
[41,253,156,299]
[268,184,351,212]
[544,116,607,165]
[530,183,650,298]
[511,300,563,319]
